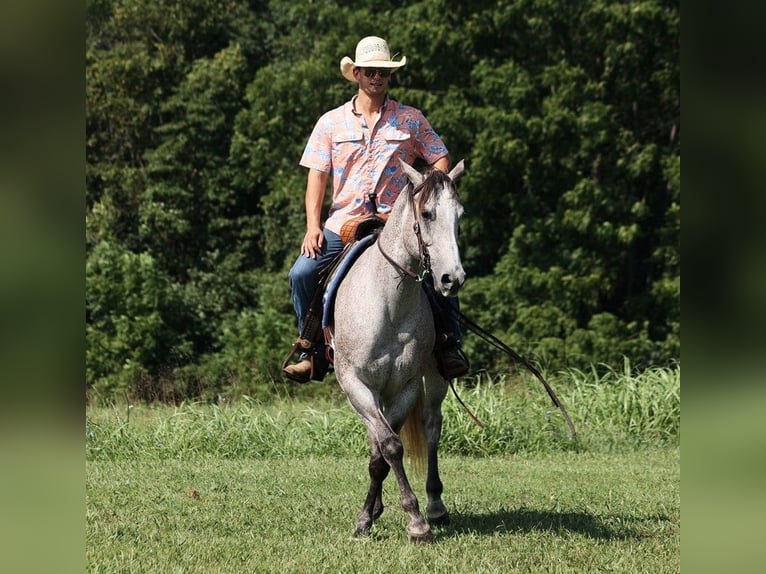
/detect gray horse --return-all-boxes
[329,159,465,543]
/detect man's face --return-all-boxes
[355,67,391,96]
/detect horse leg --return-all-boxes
[424,369,450,525]
[343,378,433,543]
[425,431,449,525]
[372,464,387,522]
[378,429,433,543]
[354,427,431,542]
[353,440,390,538]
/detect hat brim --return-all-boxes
[340,55,407,82]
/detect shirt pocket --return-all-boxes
[383,129,411,146]
[382,129,413,164]
[332,131,364,164]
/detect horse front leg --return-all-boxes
[424,371,450,525]
[378,431,434,543]
[425,425,449,525]
[341,373,432,543]
[353,441,390,538]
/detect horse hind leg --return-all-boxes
[424,369,450,526]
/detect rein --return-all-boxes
[376,182,432,281]
[455,309,578,439]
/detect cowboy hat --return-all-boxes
[339,36,407,82]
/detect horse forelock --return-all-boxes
[413,169,456,213]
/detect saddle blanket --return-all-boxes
[321,233,377,331]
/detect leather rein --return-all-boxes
[376,183,432,282]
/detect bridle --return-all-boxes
[377,182,432,282]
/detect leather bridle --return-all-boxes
[376,183,432,282]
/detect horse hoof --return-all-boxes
[353,527,371,539]
[407,524,434,544]
[407,529,435,544]
[427,501,450,526]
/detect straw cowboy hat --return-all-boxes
[340,36,407,82]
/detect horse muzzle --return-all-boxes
[437,268,465,297]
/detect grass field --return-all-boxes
[87,451,679,573]
[86,366,680,572]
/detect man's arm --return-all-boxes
[301,168,329,259]
[431,155,450,173]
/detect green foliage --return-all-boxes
[86,0,680,401]
[86,241,194,400]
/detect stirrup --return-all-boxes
[435,345,470,379]
[281,339,329,383]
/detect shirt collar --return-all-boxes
[351,95,389,117]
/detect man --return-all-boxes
[283,35,469,383]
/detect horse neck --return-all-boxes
[377,185,420,269]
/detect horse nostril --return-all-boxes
[441,273,452,286]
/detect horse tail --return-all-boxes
[400,383,426,477]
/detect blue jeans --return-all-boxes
[288,229,345,334]
[288,228,462,344]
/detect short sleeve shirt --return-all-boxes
[299,96,449,235]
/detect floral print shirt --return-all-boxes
[299,96,449,234]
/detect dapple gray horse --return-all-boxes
[329,159,465,543]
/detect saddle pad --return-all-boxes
[321,233,378,330]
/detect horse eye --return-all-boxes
[421,210,434,221]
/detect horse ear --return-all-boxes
[401,160,425,188]
[448,159,465,181]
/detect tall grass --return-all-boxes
[566,360,680,450]
[440,360,679,454]
[86,363,679,460]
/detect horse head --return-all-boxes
[401,160,466,297]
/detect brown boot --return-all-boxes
[283,357,313,384]
[283,350,331,383]
[437,346,470,379]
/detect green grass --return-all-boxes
[87,451,679,573]
[86,364,679,459]
[86,365,680,572]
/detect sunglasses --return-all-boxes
[361,67,392,78]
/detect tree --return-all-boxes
[86,0,680,401]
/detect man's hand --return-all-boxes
[300,226,324,259]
